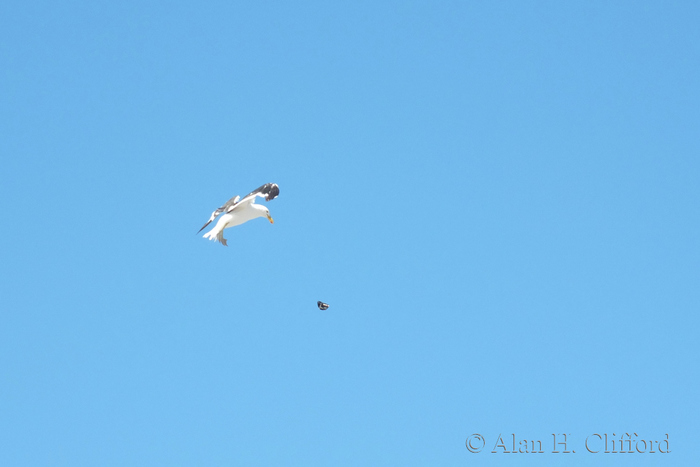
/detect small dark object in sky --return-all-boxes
[317,301,329,310]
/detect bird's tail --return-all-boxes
[203,228,228,246]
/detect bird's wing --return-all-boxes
[227,183,280,213]
[233,183,280,208]
[196,194,240,234]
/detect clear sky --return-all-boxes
[1,1,698,466]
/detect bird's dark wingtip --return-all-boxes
[266,184,280,202]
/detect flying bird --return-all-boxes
[198,183,280,246]
[317,301,329,310]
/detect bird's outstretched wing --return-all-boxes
[235,183,280,207]
[197,183,279,234]
[196,195,240,234]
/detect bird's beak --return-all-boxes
[267,214,274,224]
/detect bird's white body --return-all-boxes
[203,203,269,244]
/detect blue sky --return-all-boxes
[1,1,698,465]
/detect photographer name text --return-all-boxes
[465,433,671,454]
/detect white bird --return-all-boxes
[198,183,279,246]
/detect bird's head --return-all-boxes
[264,207,274,224]
[252,203,274,224]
